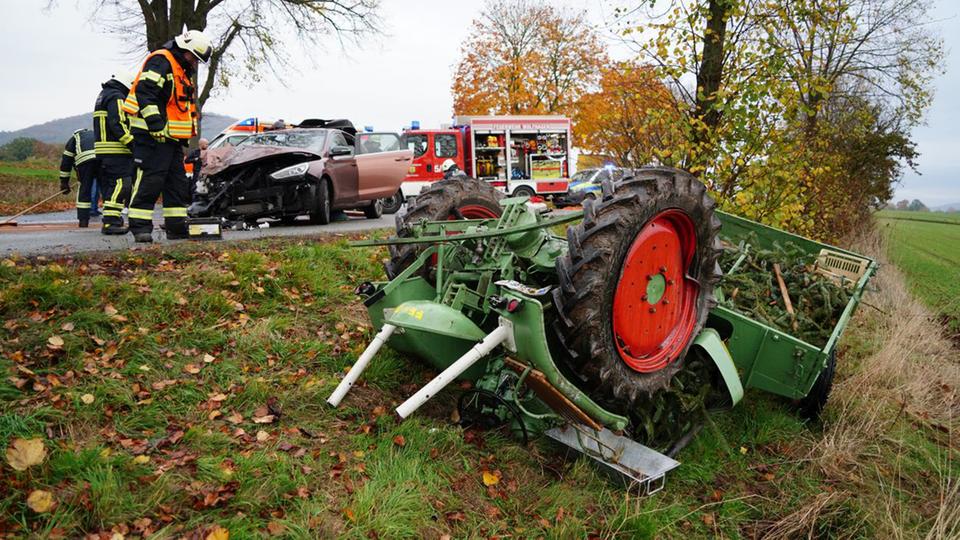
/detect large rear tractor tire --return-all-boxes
[553,167,723,415]
[386,177,504,279]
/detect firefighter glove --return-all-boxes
[59,179,70,194]
[150,130,167,143]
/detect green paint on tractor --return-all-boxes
[328,169,876,492]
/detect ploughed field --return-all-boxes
[0,233,956,538]
[0,161,73,216]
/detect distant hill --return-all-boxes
[0,112,239,146]
[931,202,960,212]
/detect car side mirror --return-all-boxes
[329,145,354,157]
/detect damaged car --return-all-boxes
[189,119,412,224]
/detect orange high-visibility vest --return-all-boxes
[123,49,197,140]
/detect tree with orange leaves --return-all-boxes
[452,0,607,116]
[573,62,682,168]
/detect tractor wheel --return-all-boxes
[553,167,722,414]
[386,176,504,279]
[798,350,836,420]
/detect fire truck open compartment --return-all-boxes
[456,116,571,196]
[399,116,573,201]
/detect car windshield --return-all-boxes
[570,170,595,183]
[238,130,327,153]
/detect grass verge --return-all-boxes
[0,229,956,538]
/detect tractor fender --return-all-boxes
[692,328,744,406]
[385,300,487,342]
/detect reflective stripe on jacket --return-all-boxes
[123,49,198,140]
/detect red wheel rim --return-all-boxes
[612,209,699,373]
[448,205,499,220]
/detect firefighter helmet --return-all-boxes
[441,159,457,172]
[111,70,137,89]
[175,29,212,63]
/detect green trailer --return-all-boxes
[326,168,876,492]
[710,211,877,411]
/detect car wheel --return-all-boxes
[309,180,331,225]
[363,198,384,219]
[512,185,536,199]
[381,190,404,215]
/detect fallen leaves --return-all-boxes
[6,438,47,471]
[392,435,406,447]
[80,393,95,405]
[481,470,501,486]
[206,525,230,540]
[46,335,64,350]
[26,489,55,513]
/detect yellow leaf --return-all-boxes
[133,455,151,464]
[5,438,46,471]
[80,393,95,405]
[47,335,64,349]
[206,526,230,540]
[26,489,55,513]
[739,446,748,455]
[482,470,500,486]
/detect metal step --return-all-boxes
[545,424,680,494]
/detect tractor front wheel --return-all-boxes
[554,167,722,413]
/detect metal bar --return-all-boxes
[327,323,397,407]
[395,323,512,419]
[0,190,68,226]
[351,211,584,247]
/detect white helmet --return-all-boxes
[174,29,212,63]
[441,159,457,172]
[111,70,137,89]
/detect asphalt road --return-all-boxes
[0,207,397,257]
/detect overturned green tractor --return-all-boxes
[327,168,875,492]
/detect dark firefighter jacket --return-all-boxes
[93,79,134,156]
[59,129,97,180]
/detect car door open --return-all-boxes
[355,132,414,201]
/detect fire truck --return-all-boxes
[399,115,573,200]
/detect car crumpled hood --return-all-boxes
[204,145,321,176]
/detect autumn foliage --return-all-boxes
[573,62,682,168]
[452,0,607,116]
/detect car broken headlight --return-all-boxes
[270,162,310,180]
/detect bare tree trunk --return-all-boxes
[692,0,730,152]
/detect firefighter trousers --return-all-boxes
[128,134,190,235]
[98,156,132,228]
[75,161,98,223]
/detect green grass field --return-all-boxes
[876,210,960,331]
[1,235,956,538]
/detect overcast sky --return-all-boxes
[1,0,957,206]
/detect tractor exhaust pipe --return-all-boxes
[396,322,514,420]
[327,323,397,407]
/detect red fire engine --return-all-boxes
[400,115,573,199]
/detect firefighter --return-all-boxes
[441,159,467,180]
[123,29,212,243]
[58,129,99,228]
[93,71,136,235]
